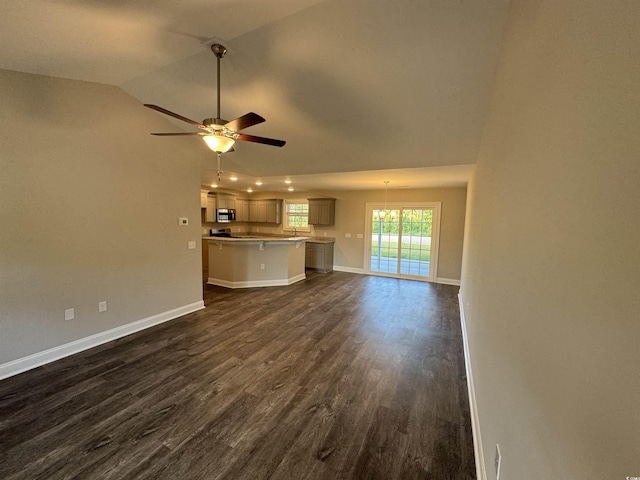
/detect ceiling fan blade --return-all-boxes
[144,104,207,130]
[150,132,205,136]
[236,133,286,147]
[224,112,265,132]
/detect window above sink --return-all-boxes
[284,200,310,232]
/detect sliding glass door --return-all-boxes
[371,208,401,274]
[365,203,440,282]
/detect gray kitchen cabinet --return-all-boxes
[257,201,267,222]
[249,201,259,222]
[216,193,236,210]
[266,201,279,223]
[205,195,283,224]
[308,198,336,226]
[248,199,282,224]
[305,241,334,273]
[205,194,216,223]
[236,199,250,222]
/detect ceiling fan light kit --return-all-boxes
[144,43,285,157]
[203,133,235,153]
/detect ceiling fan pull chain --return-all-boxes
[217,152,223,182]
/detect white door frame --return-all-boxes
[363,202,441,282]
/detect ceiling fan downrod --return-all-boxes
[211,44,227,122]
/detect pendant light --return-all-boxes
[378,181,390,219]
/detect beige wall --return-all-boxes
[0,69,207,365]
[208,187,467,281]
[461,1,640,478]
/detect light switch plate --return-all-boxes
[345,233,352,238]
[188,241,196,249]
[64,308,74,321]
[179,217,188,226]
[98,301,107,312]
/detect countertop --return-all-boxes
[203,234,335,244]
[305,237,335,244]
[203,235,311,244]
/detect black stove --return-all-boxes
[209,228,232,238]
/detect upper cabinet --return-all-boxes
[236,198,250,222]
[308,198,336,226]
[201,192,282,224]
[265,200,280,224]
[205,194,216,223]
[249,199,282,224]
[216,193,236,210]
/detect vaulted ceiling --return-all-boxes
[0,0,510,191]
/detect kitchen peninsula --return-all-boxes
[206,235,310,288]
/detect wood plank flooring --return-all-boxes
[0,272,475,479]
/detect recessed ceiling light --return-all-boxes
[230,176,238,181]
[284,180,292,184]
[287,187,294,192]
[210,184,217,188]
[255,181,263,186]
[247,188,253,193]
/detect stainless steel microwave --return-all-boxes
[216,208,236,223]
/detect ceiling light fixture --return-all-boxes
[377,181,396,220]
[255,181,263,186]
[230,176,238,181]
[247,188,253,193]
[210,184,217,188]
[144,44,285,180]
[145,44,285,152]
[288,187,294,192]
[284,180,292,184]
[203,134,235,153]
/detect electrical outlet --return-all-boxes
[357,233,363,239]
[98,301,107,313]
[345,233,352,238]
[260,263,265,270]
[495,444,502,479]
[64,308,74,321]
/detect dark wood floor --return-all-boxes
[0,272,475,480]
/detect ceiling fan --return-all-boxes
[144,44,286,154]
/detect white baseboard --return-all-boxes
[0,301,205,381]
[458,293,487,480]
[333,268,459,285]
[208,273,306,289]
[333,265,364,274]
